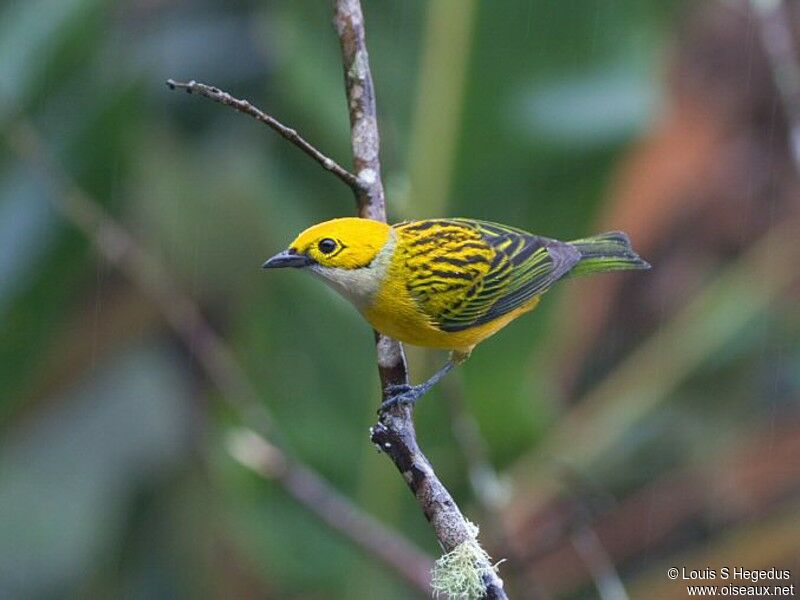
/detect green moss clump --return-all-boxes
[430,521,502,600]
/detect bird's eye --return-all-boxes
[317,238,338,254]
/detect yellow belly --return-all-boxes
[363,278,540,354]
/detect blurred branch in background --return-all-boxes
[441,376,509,515]
[3,122,434,596]
[5,123,276,442]
[525,417,800,595]
[554,0,800,403]
[508,212,800,528]
[439,377,552,599]
[511,0,800,514]
[570,526,628,600]
[752,0,800,167]
[227,428,431,591]
[503,3,800,595]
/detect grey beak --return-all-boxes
[261,249,314,269]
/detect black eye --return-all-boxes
[318,238,338,254]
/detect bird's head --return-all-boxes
[262,217,394,305]
[263,217,391,270]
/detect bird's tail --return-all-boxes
[568,231,650,276]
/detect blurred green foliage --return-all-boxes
[18,0,794,598]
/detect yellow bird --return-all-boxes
[263,217,649,411]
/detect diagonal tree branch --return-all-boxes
[164,2,509,596]
[227,428,433,591]
[332,1,508,598]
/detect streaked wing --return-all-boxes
[393,220,494,325]
[394,219,581,332]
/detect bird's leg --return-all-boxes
[380,349,472,415]
[380,360,456,413]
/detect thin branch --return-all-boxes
[331,1,509,598]
[751,0,800,169]
[165,79,363,192]
[164,3,509,597]
[4,122,434,596]
[330,2,387,217]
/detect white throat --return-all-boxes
[308,232,396,309]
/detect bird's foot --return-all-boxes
[384,383,413,396]
[379,384,426,414]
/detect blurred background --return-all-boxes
[1,0,799,598]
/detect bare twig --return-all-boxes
[165,79,363,192]
[331,1,508,598]
[751,0,800,168]
[4,122,434,596]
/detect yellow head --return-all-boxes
[262,217,394,307]
[264,217,391,269]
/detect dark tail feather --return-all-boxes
[568,231,650,276]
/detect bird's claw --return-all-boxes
[379,384,423,414]
[384,383,413,396]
